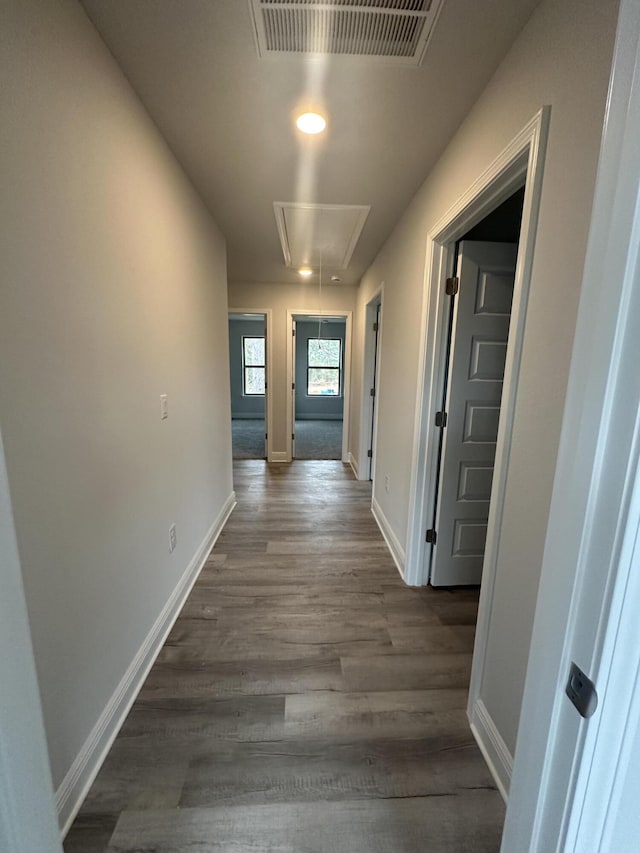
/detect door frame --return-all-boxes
[503,0,640,846]
[430,240,519,588]
[228,308,273,461]
[0,429,63,851]
[356,287,384,481]
[404,106,549,591]
[286,308,353,464]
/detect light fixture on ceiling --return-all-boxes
[296,112,326,135]
[298,267,313,277]
[331,275,341,282]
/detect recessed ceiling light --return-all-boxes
[331,276,341,282]
[296,112,326,135]
[298,267,313,277]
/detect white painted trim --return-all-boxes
[405,107,549,590]
[273,201,370,270]
[469,699,512,803]
[503,3,640,847]
[229,308,273,461]
[399,109,550,767]
[56,492,236,837]
[371,495,406,580]
[357,287,384,481]
[269,451,288,463]
[348,451,359,479]
[0,430,63,852]
[286,308,353,464]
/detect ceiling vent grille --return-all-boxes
[249,0,444,66]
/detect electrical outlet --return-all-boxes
[384,475,390,493]
[169,523,177,553]
[160,394,169,420]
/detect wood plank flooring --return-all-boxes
[64,460,504,852]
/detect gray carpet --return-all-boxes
[232,418,343,460]
[295,419,343,460]
[232,419,265,459]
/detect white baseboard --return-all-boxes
[371,495,406,581]
[269,451,289,463]
[348,451,359,479]
[469,698,512,802]
[56,491,236,837]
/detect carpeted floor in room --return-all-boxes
[232,419,343,460]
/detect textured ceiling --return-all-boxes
[81,0,540,286]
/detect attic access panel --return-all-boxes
[273,202,370,270]
[250,0,445,66]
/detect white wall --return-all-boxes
[351,0,618,758]
[229,281,356,456]
[0,0,233,812]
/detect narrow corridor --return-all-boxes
[64,461,504,852]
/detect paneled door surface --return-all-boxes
[430,241,517,586]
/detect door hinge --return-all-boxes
[373,322,379,332]
[264,382,268,390]
[435,411,447,428]
[265,433,268,440]
[445,276,459,296]
[292,382,295,390]
[367,449,373,458]
[292,433,295,441]
[370,388,375,397]
[292,328,296,336]
[426,528,437,544]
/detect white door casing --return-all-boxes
[286,309,353,464]
[503,0,640,848]
[431,242,517,586]
[291,318,297,458]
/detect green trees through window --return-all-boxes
[243,336,265,395]
[307,338,341,396]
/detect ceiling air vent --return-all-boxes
[249,0,444,66]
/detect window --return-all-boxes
[307,338,341,396]
[242,336,265,395]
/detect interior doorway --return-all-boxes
[429,189,525,586]
[292,314,346,460]
[228,311,271,460]
[359,291,383,481]
[287,309,352,463]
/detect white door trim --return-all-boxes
[503,1,640,847]
[286,309,353,464]
[0,429,62,851]
[405,106,550,595]
[357,287,384,481]
[228,308,273,462]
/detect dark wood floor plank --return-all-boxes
[107,796,503,853]
[341,652,473,692]
[179,735,496,807]
[138,658,344,700]
[65,460,503,852]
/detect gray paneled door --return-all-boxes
[430,241,517,586]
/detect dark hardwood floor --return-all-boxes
[64,460,504,852]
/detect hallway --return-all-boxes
[64,461,504,852]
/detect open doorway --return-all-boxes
[428,188,525,586]
[228,312,269,460]
[292,315,346,460]
[358,291,383,481]
[286,309,352,463]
